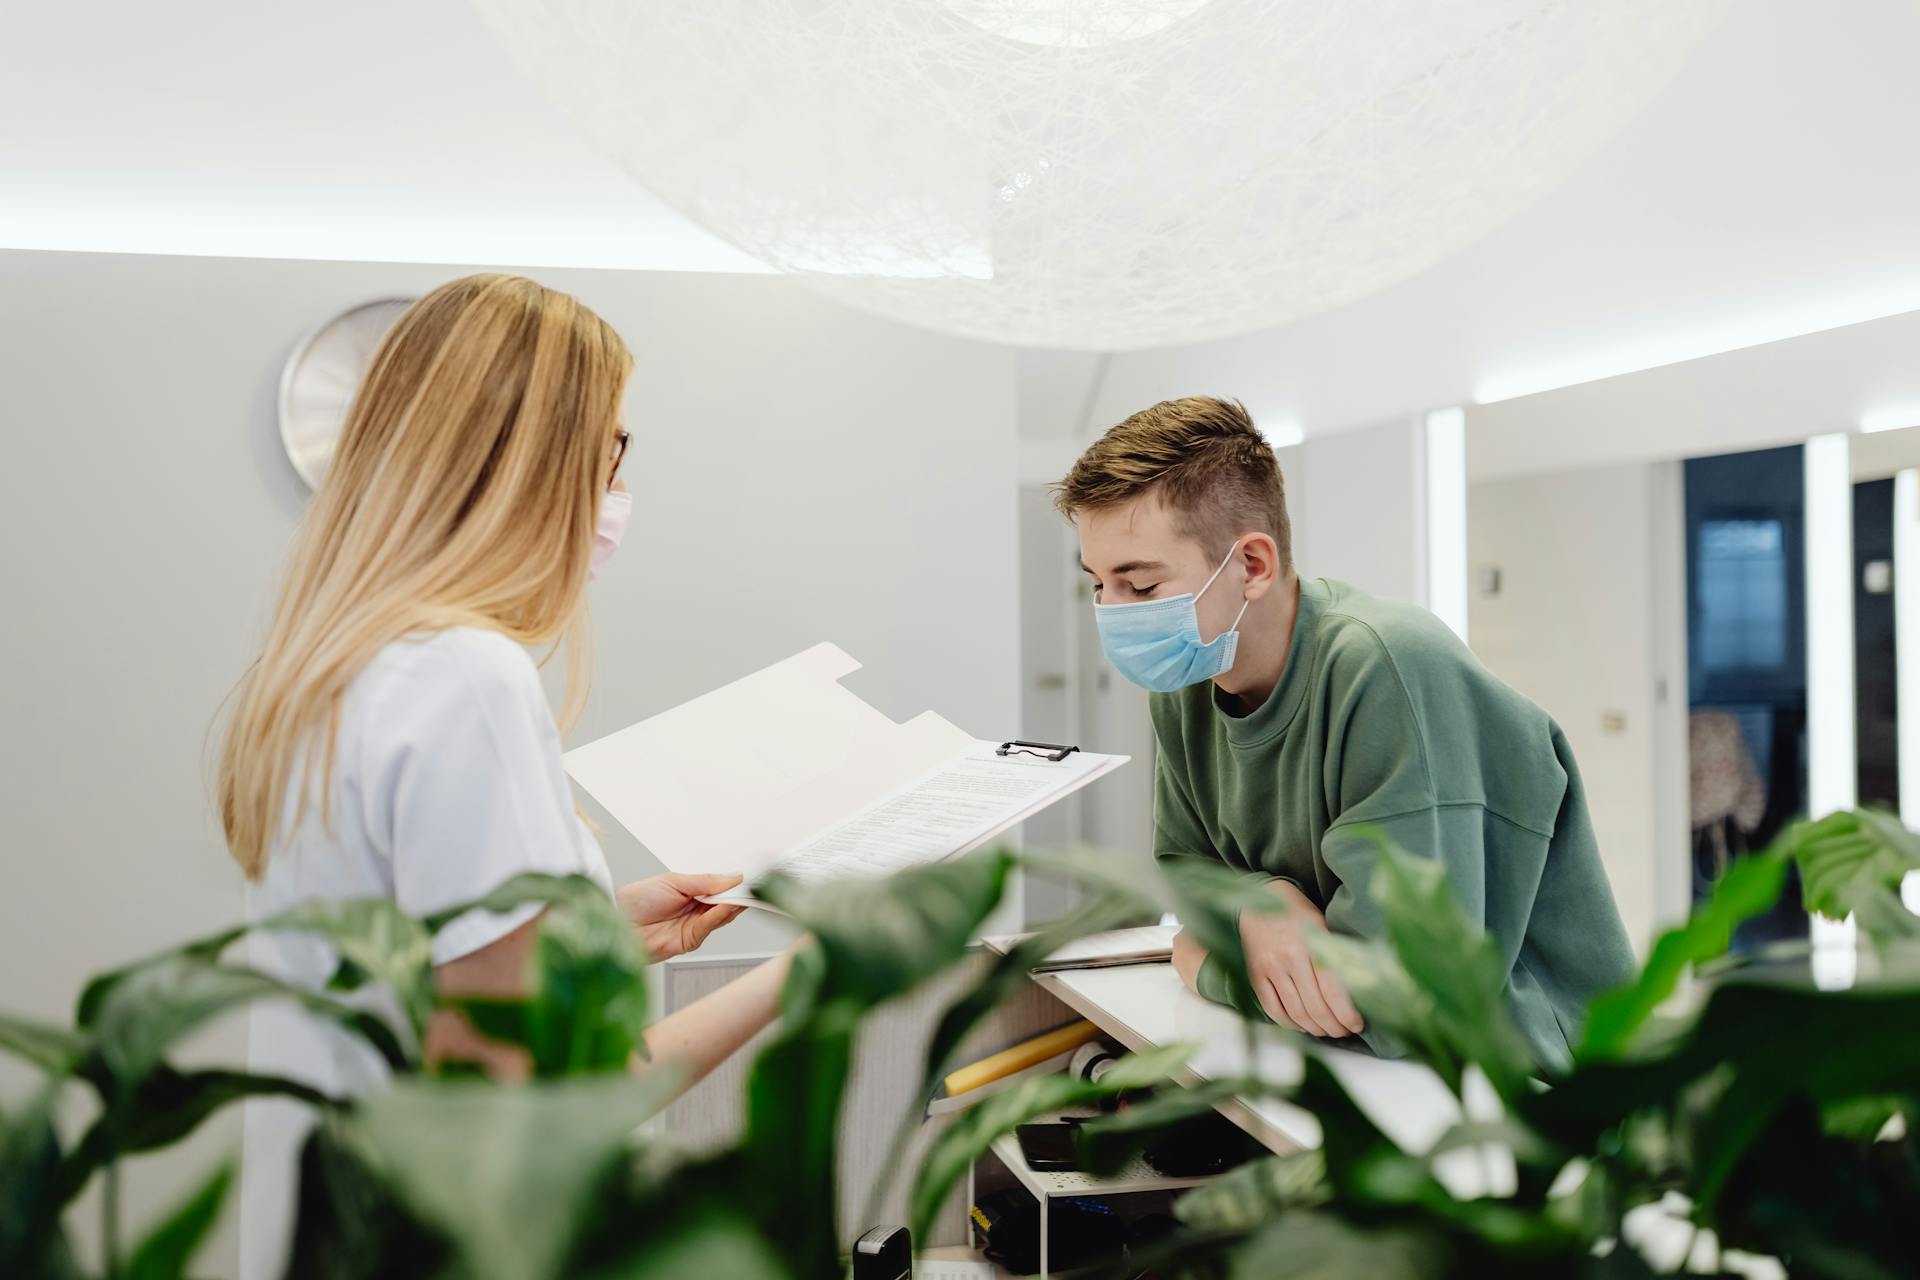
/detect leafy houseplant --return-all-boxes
[0,809,1916,1278]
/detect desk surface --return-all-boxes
[1035,962,1501,1172]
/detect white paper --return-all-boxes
[914,1261,998,1279]
[709,743,1123,903]
[982,923,1178,971]
[563,643,1128,906]
[563,644,975,878]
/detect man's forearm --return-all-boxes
[1171,927,1210,994]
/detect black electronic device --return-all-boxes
[1139,1107,1264,1177]
[1014,1120,1082,1171]
[971,1188,1121,1275]
[851,1224,911,1280]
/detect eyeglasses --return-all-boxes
[609,429,631,484]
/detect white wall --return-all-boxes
[1467,461,1691,949]
[0,248,1020,1275]
[1853,422,1920,482]
[1467,305,1920,483]
[1288,418,1425,604]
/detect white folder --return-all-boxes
[563,643,1127,895]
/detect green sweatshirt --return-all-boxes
[1153,577,1635,1071]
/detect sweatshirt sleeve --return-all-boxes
[1310,642,1494,1057]
[1312,650,1577,1064]
[1152,748,1290,1010]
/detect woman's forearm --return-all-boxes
[638,946,796,1099]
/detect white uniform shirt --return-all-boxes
[239,627,613,1278]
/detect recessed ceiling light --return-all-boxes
[1858,406,1920,433]
[1260,420,1305,449]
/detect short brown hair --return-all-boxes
[1052,396,1292,570]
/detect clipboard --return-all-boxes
[563,643,1128,893]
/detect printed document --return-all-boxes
[561,643,1127,908]
[706,743,1119,903]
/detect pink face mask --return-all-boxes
[589,489,633,581]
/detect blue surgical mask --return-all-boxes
[1094,542,1251,693]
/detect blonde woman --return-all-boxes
[220,274,791,1276]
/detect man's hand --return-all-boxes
[616,873,747,961]
[1240,880,1365,1039]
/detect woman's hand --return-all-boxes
[617,872,748,960]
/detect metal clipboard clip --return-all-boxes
[995,740,1080,762]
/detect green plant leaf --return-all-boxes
[1224,1210,1450,1280]
[260,898,435,1042]
[431,873,656,1076]
[419,871,612,933]
[329,1072,681,1280]
[735,1006,858,1280]
[758,848,1016,1014]
[58,1068,333,1205]
[1293,1056,1573,1256]
[1782,809,1920,926]
[1309,932,1460,1090]
[0,1085,80,1280]
[1578,851,1790,1062]
[775,936,830,1023]
[921,880,1149,1103]
[1539,1158,1629,1250]
[282,1125,451,1280]
[1819,1094,1914,1142]
[576,1200,795,1280]
[0,1011,88,1076]
[1017,844,1171,925]
[85,956,408,1091]
[1683,990,1920,1204]
[1292,1054,1438,1206]
[1424,1117,1560,1174]
[1708,1093,1920,1280]
[533,894,652,1072]
[75,925,249,1028]
[60,958,399,1209]
[858,864,1155,1229]
[908,1042,1192,1244]
[443,997,531,1075]
[454,893,654,1078]
[1855,879,1920,947]
[1346,830,1540,1102]
[1157,855,1290,1022]
[124,1162,231,1280]
[1174,1150,1330,1233]
[1526,978,1920,1211]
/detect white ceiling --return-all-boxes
[1037,0,1920,439]
[8,1,1920,438]
[0,0,765,272]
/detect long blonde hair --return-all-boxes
[218,273,633,878]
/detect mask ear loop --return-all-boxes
[1223,595,1252,634]
[1199,539,1253,642]
[1196,539,1242,599]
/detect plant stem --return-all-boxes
[102,1159,121,1279]
[1671,1221,1702,1275]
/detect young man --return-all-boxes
[1055,396,1634,1069]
